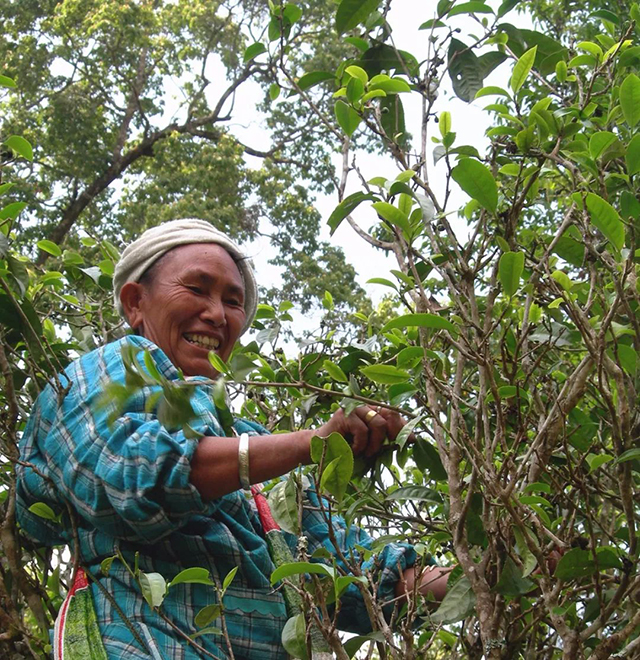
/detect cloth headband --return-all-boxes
[113,218,258,334]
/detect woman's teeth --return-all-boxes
[184,334,220,349]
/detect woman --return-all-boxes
[17,219,449,659]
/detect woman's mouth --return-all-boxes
[184,333,221,350]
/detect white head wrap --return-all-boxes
[113,218,258,334]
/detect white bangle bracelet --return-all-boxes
[238,432,251,490]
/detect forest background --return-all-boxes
[1,0,640,658]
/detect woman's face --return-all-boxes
[125,243,246,378]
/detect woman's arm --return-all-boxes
[190,430,314,499]
[396,565,453,603]
[190,405,409,500]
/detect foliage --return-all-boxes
[0,0,366,313]
[1,0,640,659]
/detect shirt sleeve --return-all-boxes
[20,337,223,545]
[299,486,417,634]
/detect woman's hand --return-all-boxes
[315,406,410,458]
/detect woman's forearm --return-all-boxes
[395,565,452,603]
[190,431,314,500]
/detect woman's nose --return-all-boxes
[200,296,226,326]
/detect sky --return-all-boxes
[203,0,534,336]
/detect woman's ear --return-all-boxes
[119,282,145,332]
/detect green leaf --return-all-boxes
[281,613,309,660]
[194,604,222,628]
[555,547,620,580]
[475,85,510,99]
[620,73,640,127]
[395,169,415,183]
[498,0,519,17]
[396,346,424,368]
[587,453,614,473]
[360,364,410,384]
[496,557,535,597]
[345,65,369,83]
[510,46,537,92]
[513,527,538,577]
[335,0,380,34]
[439,111,451,137]
[585,192,624,251]
[551,270,573,292]
[36,240,62,257]
[379,94,407,145]
[386,486,441,502]
[394,414,423,449]
[28,502,58,521]
[208,352,231,377]
[368,77,411,94]
[345,36,370,51]
[139,571,167,608]
[367,277,397,290]
[621,190,640,220]
[282,3,303,23]
[590,8,619,23]
[555,59,567,82]
[371,201,410,233]
[335,574,368,598]
[447,1,494,17]
[626,134,640,176]
[0,75,16,88]
[0,201,27,220]
[320,455,352,502]
[100,555,117,576]
[296,71,335,91]
[310,432,353,502]
[269,83,281,101]
[344,632,386,658]
[615,344,637,376]
[589,131,616,160]
[310,431,352,465]
[191,626,223,639]
[243,42,266,63]
[448,39,483,102]
[499,251,525,297]
[327,192,376,235]
[616,448,640,464]
[271,561,335,585]
[413,438,447,480]
[451,158,498,212]
[323,359,348,383]
[359,44,420,77]
[334,100,361,136]
[432,576,476,624]
[267,477,301,534]
[168,567,213,588]
[553,236,585,267]
[381,312,455,333]
[5,135,33,162]
[222,566,238,592]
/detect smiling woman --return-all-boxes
[16,219,450,660]
[120,244,247,379]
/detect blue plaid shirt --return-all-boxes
[17,336,416,659]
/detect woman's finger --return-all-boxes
[345,409,371,455]
[353,407,387,457]
[375,408,410,442]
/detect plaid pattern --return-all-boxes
[17,336,416,659]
